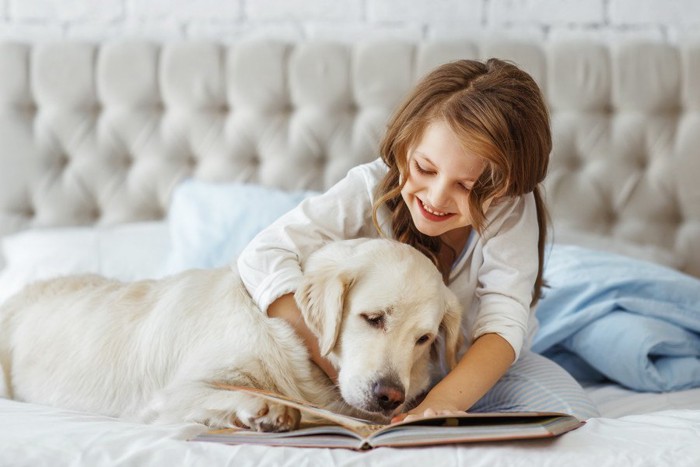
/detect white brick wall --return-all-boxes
[0,0,695,42]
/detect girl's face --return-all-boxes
[400,120,490,243]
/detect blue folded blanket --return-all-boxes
[533,244,700,392]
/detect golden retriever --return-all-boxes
[0,238,461,432]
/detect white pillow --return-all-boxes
[163,179,318,275]
[0,222,170,305]
[551,228,682,269]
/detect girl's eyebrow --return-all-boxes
[413,151,478,183]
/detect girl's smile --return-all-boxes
[417,198,455,222]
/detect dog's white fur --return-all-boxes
[0,238,461,431]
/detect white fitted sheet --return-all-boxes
[1,385,700,467]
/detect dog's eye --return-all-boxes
[361,313,384,328]
[416,334,430,345]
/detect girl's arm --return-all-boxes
[392,333,515,422]
[392,196,539,422]
[236,161,386,383]
[236,159,385,315]
[268,293,338,382]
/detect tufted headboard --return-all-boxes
[0,40,699,277]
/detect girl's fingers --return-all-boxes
[391,408,465,424]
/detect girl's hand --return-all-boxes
[392,407,466,424]
[391,394,465,424]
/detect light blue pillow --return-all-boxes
[164,179,318,274]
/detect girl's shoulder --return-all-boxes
[482,192,538,237]
[318,158,388,210]
[348,157,388,182]
[488,192,533,215]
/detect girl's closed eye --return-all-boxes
[414,159,433,175]
[413,158,471,192]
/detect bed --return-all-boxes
[1,39,699,466]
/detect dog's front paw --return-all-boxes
[237,399,301,432]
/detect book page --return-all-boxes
[211,383,385,436]
[198,425,367,449]
[368,412,583,446]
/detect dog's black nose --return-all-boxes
[373,380,405,411]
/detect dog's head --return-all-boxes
[295,238,462,420]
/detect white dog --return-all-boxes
[0,238,462,432]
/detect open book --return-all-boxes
[191,385,585,450]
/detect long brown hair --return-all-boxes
[372,58,551,306]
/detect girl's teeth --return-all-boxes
[422,200,447,216]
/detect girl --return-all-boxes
[237,58,599,421]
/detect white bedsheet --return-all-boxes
[588,383,700,418]
[1,386,700,467]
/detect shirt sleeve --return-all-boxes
[235,159,386,314]
[471,192,539,360]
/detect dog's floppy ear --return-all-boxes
[295,263,354,357]
[439,292,463,369]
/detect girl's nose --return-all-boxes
[427,179,451,209]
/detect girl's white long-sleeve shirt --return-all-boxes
[236,158,539,360]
